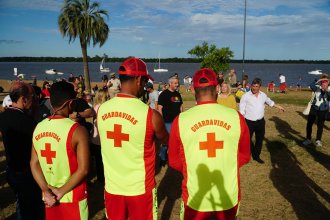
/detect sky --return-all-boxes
[0,0,329,60]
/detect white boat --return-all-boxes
[45,69,64,75]
[45,69,57,75]
[308,70,322,75]
[100,57,110,73]
[154,54,168,72]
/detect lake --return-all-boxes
[0,62,329,88]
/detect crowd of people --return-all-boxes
[0,58,329,220]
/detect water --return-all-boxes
[0,62,329,88]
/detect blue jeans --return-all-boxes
[6,167,44,220]
[159,123,172,161]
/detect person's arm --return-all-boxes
[237,113,250,167]
[48,126,90,201]
[273,104,285,112]
[157,104,163,116]
[69,99,96,120]
[152,109,168,145]
[238,94,247,116]
[107,80,113,88]
[30,147,57,207]
[309,81,318,92]
[168,116,183,172]
[154,93,159,110]
[154,101,158,110]
[157,92,164,115]
[180,94,183,112]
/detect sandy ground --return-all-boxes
[0,81,329,219]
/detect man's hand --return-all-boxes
[42,189,57,207]
[48,185,65,202]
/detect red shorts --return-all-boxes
[46,198,88,220]
[105,188,157,220]
[279,83,286,91]
[182,203,238,220]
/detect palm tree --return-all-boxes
[58,0,109,92]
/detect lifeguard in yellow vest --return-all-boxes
[168,68,250,220]
[97,57,168,220]
[31,81,90,220]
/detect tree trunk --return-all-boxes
[80,39,91,93]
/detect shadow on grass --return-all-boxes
[270,116,330,171]
[157,167,182,220]
[265,138,330,219]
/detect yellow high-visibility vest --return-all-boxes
[33,117,88,204]
[178,102,241,211]
[98,95,155,196]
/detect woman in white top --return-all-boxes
[303,75,330,147]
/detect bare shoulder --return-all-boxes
[72,125,89,140]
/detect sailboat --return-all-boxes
[100,57,110,73]
[154,54,168,73]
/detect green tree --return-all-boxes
[188,42,233,73]
[58,0,109,92]
[188,41,216,59]
[201,47,234,73]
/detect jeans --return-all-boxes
[6,167,44,220]
[159,123,172,161]
[306,107,327,141]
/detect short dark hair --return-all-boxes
[251,78,262,86]
[119,74,137,84]
[9,82,32,103]
[50,81,76,108]
[119,74,148,84]
[194,78,217,96]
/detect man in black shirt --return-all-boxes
[0,82,44,219]
[157,75,183,166]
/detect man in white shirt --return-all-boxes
[239,78,284,163]
[279,74,286,93]
[146,82,159,110]
[107,72,121,98]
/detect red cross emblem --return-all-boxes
[41,143,56,164]
[199,133,223,158]
[107,124,129,147]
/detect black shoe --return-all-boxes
[253,157,265,164]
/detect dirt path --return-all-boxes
[1,104,330,219]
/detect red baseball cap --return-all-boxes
[118,57,154,81]
[193,68,218,88]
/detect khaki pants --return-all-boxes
[108,89,119,98]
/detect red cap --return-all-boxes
[193,68,218,88]
[118,57,154,81]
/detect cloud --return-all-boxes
[0,40,24,44]
[1,0,329,59]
